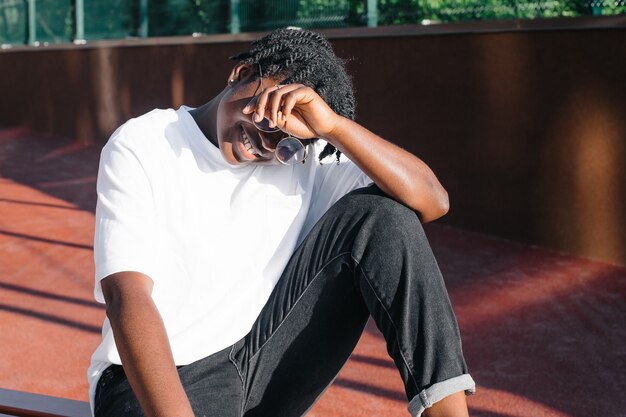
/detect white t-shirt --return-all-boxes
[87,106,371,414]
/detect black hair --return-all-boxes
[229,27,356,162]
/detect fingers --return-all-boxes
[244,84,303,128]
[281,89,299,123]
[253,85,279,123]
[268,87,285,127]
[242,96,258,115]
[268,85,301,128]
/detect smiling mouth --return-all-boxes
[240,125,261,158]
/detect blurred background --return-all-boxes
[1,1,625,266]
[0,0,625,45]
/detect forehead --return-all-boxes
[254,74,287,94]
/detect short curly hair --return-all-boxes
[229,27,356,162]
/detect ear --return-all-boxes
[227,64,254,86]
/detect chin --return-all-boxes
[223,152,244,166]
[218,142,242,165]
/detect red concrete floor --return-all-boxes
[0,127,624,417]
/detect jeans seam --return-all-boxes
[247,251,353,363]
[228,343,245,417]
[353,256,420,393]
[229,344,245,387]
[242,252,352,414]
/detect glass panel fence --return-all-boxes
[1,0,624,46]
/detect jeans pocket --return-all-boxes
[93,370,109,417]
[94,366,122,416]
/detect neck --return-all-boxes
[189,90,225,148]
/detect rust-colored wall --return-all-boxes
[1,28,625,265]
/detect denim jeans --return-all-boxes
[94,184,475,417]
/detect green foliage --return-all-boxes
[294,0,354,27]
[35,0,73,43]
[1,0,624,45]
[238,0,365,31]
[0,0,26,44]
[376,0,625,23]
[149,0,228,36]
[84,0,135,40]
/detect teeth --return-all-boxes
[241,128,258,156]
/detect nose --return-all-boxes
[258,131,283,152]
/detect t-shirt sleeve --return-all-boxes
[316,157,372,204]
[307,153,373,226]
[93,128,157,304]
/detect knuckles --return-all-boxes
[255,84,319,115]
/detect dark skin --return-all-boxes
[101,64,468,417]
[190,64,449,221]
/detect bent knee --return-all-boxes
[338,185,423,236]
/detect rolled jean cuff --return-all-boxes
[407,374,476,417]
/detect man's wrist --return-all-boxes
[321,114,351,146]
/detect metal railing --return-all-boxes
[0,387,90,417]
[1,0,624,46]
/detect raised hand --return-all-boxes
[242,84,339,141]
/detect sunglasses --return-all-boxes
[251,64,308,165]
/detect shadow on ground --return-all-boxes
[1,128,624,416]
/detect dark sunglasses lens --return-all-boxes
[252,116,279,133]
[275,138,306,165]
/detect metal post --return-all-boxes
[74,0,84,42]
[591,1,603,16]
[230,0,240,34]
[139,0,148,37]
[366,0,378,27]
[27,0,36,45]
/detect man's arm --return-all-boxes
[101,271,195,417]
[246,84,450,223]
[324,116,449,223]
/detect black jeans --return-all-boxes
[94,185,474,417]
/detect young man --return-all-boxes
[88,27,475,417]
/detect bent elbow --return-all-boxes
[438,189,450,217]
[416,188,449,223]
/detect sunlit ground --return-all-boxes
[1,128,624,417]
